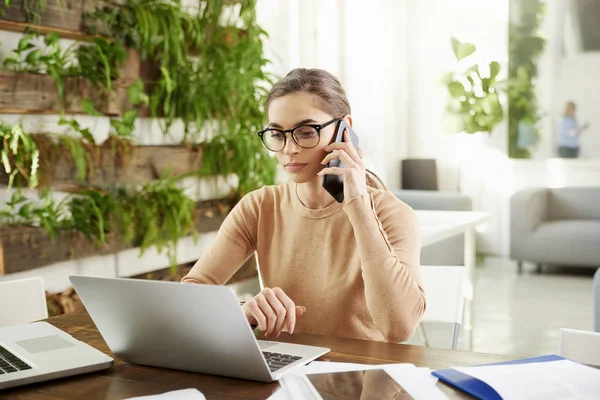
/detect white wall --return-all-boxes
[535,0,600,160]
[256,0,410,190]
[405,0,510,191]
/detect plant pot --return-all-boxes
[0,133,205,190]
[0,0,83,31]
[0,71,123,116]
[0,226,125,275]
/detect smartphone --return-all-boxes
[322,120,360,203]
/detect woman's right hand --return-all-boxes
[241,287,306,338]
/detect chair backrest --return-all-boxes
[558,328,600,367]
[419,266,466,325]
[0,277,48,327]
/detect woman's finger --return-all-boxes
[321,149,357,167]
[255,293,277,338]
[317,166,346,177]
[272,287,296,334]
[262,288,287,337]
[342,130,363,164]
[246,298,267,332]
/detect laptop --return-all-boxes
[0,322,113,390]
[69,275,330,382]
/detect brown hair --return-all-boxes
[266,68,386,190]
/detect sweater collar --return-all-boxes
[289,182,345,219]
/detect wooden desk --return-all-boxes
[1,310,515,399]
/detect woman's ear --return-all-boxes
[344,115,353,128]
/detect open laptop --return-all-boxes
[69,275,330,382]
[0,321,113,390]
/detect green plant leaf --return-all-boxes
[81,99,103,117]
[25,49,41,65]
[451,36,476,60]
[447,81,465,97]
[489,61,501,80]
[44,32,60,47]
[122,109,138,125]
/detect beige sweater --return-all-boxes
[182,182,426,342]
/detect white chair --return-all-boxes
[558,328,600,367]
[418,266,466,350]
[0,277,48,327]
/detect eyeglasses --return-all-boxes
[257,118,340,152]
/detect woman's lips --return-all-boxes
[285,163,308,172]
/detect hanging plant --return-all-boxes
[0,122,40,188]
[508,0,546,159]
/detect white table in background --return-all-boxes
[415,210,490,350]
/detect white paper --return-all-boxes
[454,359,600,400]
[125,388,206,400]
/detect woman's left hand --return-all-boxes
[318,129,367,201]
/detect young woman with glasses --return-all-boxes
[183,68,425,343]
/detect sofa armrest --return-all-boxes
[511,188,549,235]
[392,190,472,211]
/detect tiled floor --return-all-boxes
[408,257,597,357]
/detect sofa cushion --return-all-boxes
[528,220,600,266]
[535,220,600,244]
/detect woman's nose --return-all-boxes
[283,135,300,154]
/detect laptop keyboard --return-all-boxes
[262,351,302,372]
[0,345,32,374]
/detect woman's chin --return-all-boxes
[285,171,320,184]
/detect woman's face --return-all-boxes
[266,92,339,183]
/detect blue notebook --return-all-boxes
[431,354,565,400]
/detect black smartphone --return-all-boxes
[322,120,360,203]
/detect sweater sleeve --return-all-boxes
[181,189,263,285]
[343,191,426,342]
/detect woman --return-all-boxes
[182,68,425,343]
[557,101,589,158]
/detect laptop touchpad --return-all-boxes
[16,335,76,354]
[258,341,278,350]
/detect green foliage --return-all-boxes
[76,38,127,95]
[1,0,277,271]
[0,179,195,269]
[109,79,149,137]
[60,135,91,184]
[508,0,546,158]
[67,179,196,268]
[0,122,40,188]
[0,190,68,240]
[58,113,96,145]
[1,31,124,106]
[443,37,504,134]
[84,0,279,194]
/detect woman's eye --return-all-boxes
[295,127,317,137]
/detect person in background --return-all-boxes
[182,68,425,343]
[557,101,589,158]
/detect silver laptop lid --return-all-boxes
[69,276,273,382]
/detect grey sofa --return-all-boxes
[393,190,473,266]
[510,187,600,273]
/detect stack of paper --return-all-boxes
[451,357,600,399]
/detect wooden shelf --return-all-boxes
[0,18,103,41]
[0,197,235,275]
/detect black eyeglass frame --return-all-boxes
[257,117,341,152]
